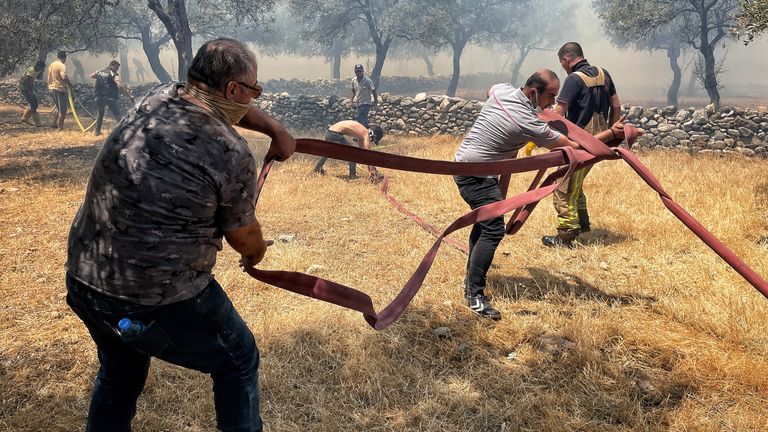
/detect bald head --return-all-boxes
[523,69,560,108]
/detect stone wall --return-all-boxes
[626,104,768,157]
[3,79,767,157]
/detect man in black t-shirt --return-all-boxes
[90,60,125,136]
[543,42,622,248]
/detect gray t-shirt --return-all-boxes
[66,82,257,305]
[352,75,375,106]
[455,84,561,165]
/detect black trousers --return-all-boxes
[95,97,122,134]
[454,175,506,296]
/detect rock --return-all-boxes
[458,343,471,356]
[736,147,756,157]
[669,129,689,140]
[413,92,427,103]
[692,109,709,124]
[506,351,518,360]
[534,334,575,356]
[739,127,754,138]
[277,234,297,243]
[646,120,658,128]
[628,106,644,118]
[600,261,610,270]
[705,103,716,114]
[306,264,324,274]
[662,105,677,116]
[656,123,676,133]
[660,136,679,147]
[433,327,452,339]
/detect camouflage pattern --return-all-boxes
[67,83,257,305]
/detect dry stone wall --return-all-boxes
[2,80,767,157]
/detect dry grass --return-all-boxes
[1,104,767,431]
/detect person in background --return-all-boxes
[313,119,384,181]
[350,64,377,128]
[71,57,86,83]
[542,42,622,248]
[19,60,46,126]
[47,50,71,130]
[90,60,127,136]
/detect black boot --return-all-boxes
[542,230,578,248]
[465,292,502,320]
[578,209,591,233]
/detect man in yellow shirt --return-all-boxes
[47,50,71,129]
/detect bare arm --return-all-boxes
[554,102,568,117]
[372,89,378,106]
[542,134,580,150]
[237,107,296,162]
[595,116,627,143]
[89,71,98,79]
[224,220,270,268]
[609,94,621,124]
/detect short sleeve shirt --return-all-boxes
[352,76,375,106]
[556,59,617,128]
[455,84,561,172]
[47,60,67,92]
[66,83,258,305]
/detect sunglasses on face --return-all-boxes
[234,80,263,99]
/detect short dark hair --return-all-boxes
[369,126,384,144]
[109,60,120,68]
[558,42,583,60]
[57,50,67,60]
[187,38,257,90]
[34,61,46,71]
[354,64,364,71]
[524,69,559,93]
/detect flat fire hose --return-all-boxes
[245,111,768,330]
[67,86,97,132]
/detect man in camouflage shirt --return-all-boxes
[66,38,295,432]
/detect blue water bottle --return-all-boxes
[118,318,145,337]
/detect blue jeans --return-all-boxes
[454,176,506,296]
[355,103,371,128]
[66,273,262,432]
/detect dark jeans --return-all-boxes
[355,104,371,128]
[21,88,38,112]
[314,130,356,177]
[455,176,506,296]
[94,97,122,135]
[66,273,262,432]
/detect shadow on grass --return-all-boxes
[488,267,657,307]
[259,306,691,431]
[577,228,633,247]
[0,144,100,185]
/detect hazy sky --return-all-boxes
[77,2,768,104]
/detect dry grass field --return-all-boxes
[1,104,768,431]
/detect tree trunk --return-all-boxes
[666,43,681,107]
[510,47,530,85]
[370,39,390,89]
[120,49,130,84]
[699,44,720,107]
[684,68,697,96]
[36,47,50,64]
[139,25,172,83]
[148,0,193,82]
[421,54,434,76]
[331,46,342,80]
[447,41,466,97]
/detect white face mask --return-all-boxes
[532,88,543,113]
